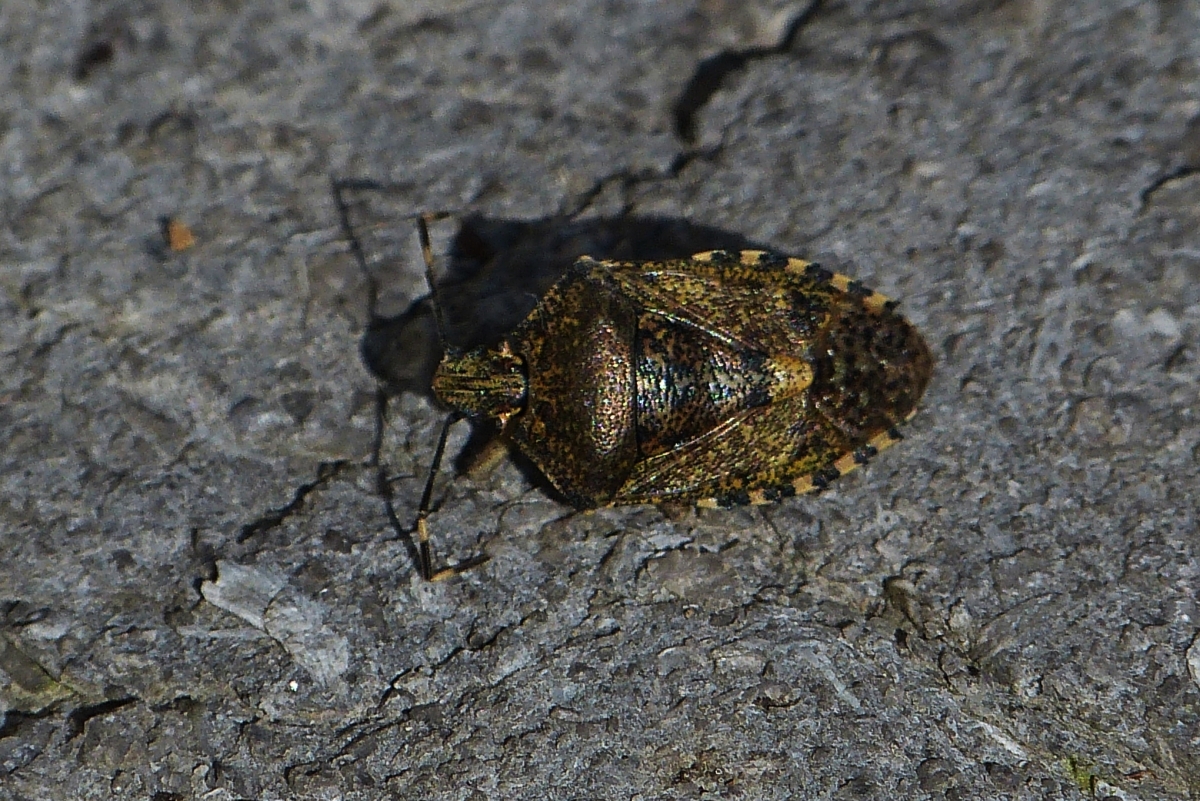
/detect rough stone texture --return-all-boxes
[2,0,1198,799]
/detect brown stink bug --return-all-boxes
[334,184,932,580]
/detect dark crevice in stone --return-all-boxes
[236,460,348,543]
[0,708,53,740]
[64,696,138,742]
[563,165,675,218]
[74,40,116,81]
[562,144,724,218]
[1139,164,1200,207]
[672,0,825,145]
[565,2,825,219]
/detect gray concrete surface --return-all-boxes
[2,0,1199,798]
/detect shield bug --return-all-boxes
[335,186,932,580]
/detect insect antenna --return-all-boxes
[413,210,490,580]
[332,178,486,579]
[416,211,456,352]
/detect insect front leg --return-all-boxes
[413,412,492,581]
[333,176,488,579]
[411,209,491,580]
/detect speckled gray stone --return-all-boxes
[2,1,1199,799]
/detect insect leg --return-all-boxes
[461,436,510,479]
[332,179,490,579]
[414,411,490,581]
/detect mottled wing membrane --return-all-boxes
[585,252,835,357]
[588,249,930,506]
[612,390,852,505]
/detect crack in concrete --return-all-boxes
[236,459,348,543]
[0,707,55,742]
[560,143,729,220]
[672,0,824,145]
[63,695,138,742]
[1138,164,1200,208]
[560,4,827,221]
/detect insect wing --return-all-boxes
[587,249,930,506]
[585,253,833,357]
[612,391,851,505]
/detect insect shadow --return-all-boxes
[360,213,769,396]
[363,214,774,490]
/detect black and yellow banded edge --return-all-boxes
[690,249,899,314]
[695,424,912,510]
